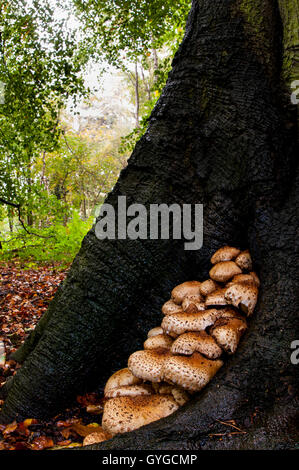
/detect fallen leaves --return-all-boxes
[0,261,107,451]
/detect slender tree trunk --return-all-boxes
[134,62,140,127]
[0,0,298,450]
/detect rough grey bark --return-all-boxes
[0,0,298,450]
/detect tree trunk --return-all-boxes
[0,0,298,450]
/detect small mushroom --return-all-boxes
[210,317,247,354]
[162,299,183,315]
[144,334,173,350]
[235,250,252,271]
[161,308,236,336]
[163,352,223,392]
[128,348,170,382]
[171,331,222,359]
[102,395,179,435]
[105,384,154,399]
[230,272,259,286]
[83,429,112,446]
[171,281,201,304]
[157,383,190,406]
[225,280,258,316]
[209,261,242,282]
[211,246,241,264]
[182,294,205,313]
[205,288,228,306]
[104,368,142,397]
[147,326,164,338]
[199,279,219,296]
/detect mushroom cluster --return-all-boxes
[84,246,260,444]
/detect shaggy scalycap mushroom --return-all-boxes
[210,317,247,354]
[162,299,183,315]
[209,261,242,282]
[199,279,219,296]
[157,384,190,406]
[144,334,173,350]
[163,352,223,392]
[211,246,241,264]
[83,429,112,446]
[205,288,228,306]
[171,331,222,359]
[171,281,201,304]
[105,384,154,399]
[104,368,142,397]
[182,294,205,313]
[235,250,252,271]
[102,395,179,435]
[128,348,170,382]
[225,280,258,316]
[230,272,260,286]
[147,326,164,338]
[161,308,236,336]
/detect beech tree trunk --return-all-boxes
[1,0,298,450]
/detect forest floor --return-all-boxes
[0,261,105,450]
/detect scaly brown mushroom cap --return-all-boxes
[171,281,201,304]
[128,348,170,382]
[83,429,112,446]
[147,326,164,338]
[199,279,219,297]
[157,384,190,406]
[171,331,222,359]
[102,394,179,435]
[104,368,142,397]
[144,334,173,350]
[235,250,252,271]
[182,294,205,313]
[162,299,183,315]
[161,308,236,336]
[229,272,260,286]
[209,261,242,282]
[211,246,241,264]
[163,352,223,392]
[205,288,228,306]
[225,280,258,316]
[105,384,154,399]
[210,317,247,354]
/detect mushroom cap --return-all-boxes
[104,368,142,397]
[157,384,190,406]
[209,261,242,282]
[235,250,252,271]
[83,429,112,446]
[171,281,201,304]
[225,280,258,316]
[171,331,222,359]
[105,384,154,399]
[102,394,179,435]
[205,288,228,306]
[161,308,235,336]
[128,348,170,382]
[211,246,241,264]
[230,272,259,286]
[144,334,173,350]
[210,317,247,354]
[182,294,205,313]
[199,279,219,297]
[147,326,164,338]
[162,299,183,315]
[163,352,223,392]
